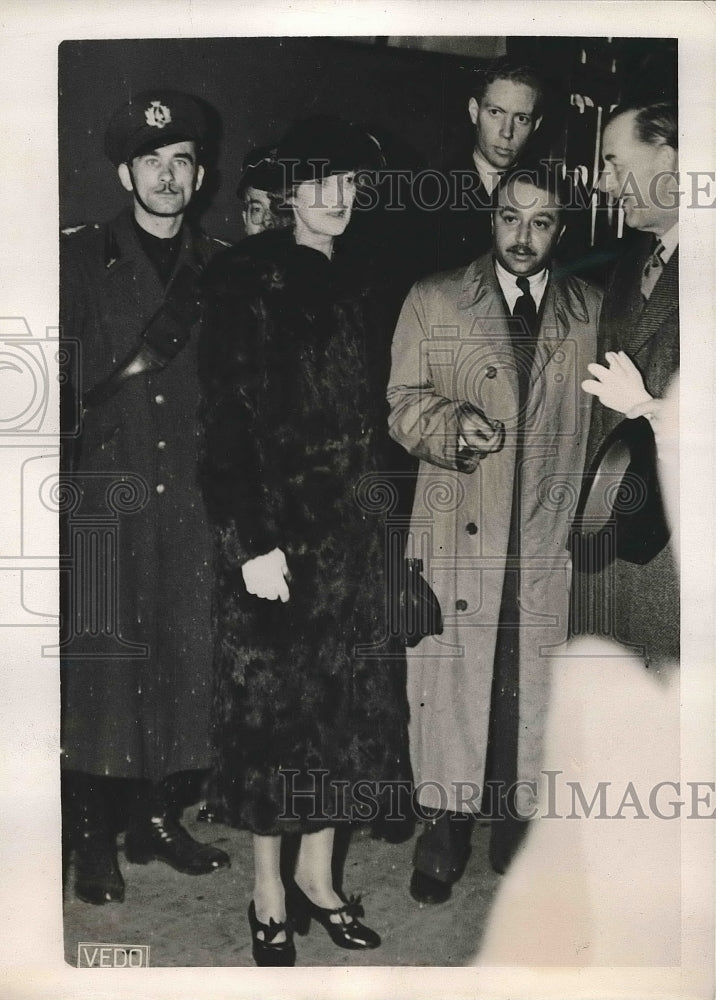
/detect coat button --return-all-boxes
[465,522,478,535]
[455,599,468,611]
[157,440,167,450]
[485,366,497,379]
[155,483,165,494]
[154,394,165,404]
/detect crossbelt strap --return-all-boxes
[82,263,202,413]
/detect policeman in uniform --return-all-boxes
[61,90,230,905]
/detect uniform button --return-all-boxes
[465,522,478,535]
[485,366,497,379]
[455,599,468,611]
[157,440,167,449]
[154,394,165,404]
[155,483,165,494]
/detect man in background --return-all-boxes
[236,145,290,236]
[436,58,543,270]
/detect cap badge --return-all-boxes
[144,101,172,129]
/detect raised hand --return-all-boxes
[581,351,653,414]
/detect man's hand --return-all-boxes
[582,351,653,414]
[242,547,290,602]
[458,403,505,454]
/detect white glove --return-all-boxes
[241,547,290,602]
[581,351,653,414]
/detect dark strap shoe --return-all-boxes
[248,900,296,967]
[287,883,381,950]
[125,814,231,875]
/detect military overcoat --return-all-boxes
[60,210,227,781]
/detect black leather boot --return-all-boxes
[124,777,231,875]
[63,771,125,905]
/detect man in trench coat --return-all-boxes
[388,166,601,902]
[60,90,230,906]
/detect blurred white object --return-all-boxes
[476,636,680,966]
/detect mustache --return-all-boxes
[506,244,537,256]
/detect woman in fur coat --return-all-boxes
[199,118,411,965]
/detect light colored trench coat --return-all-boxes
[387,253,601,813]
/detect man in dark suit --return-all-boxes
[575,102,679,665]
[436,59,543,271]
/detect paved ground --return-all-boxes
[63,811,500,968]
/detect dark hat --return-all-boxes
[236,146,284,199]
[570,416,671,573]
[275,115,384,184]
[104,89,208,166]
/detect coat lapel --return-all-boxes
[103,211,165,322]
[458,256,513,350]
[457,256,593,389]
[628,250,679,361]
[530,271,591,385]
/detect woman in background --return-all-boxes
[199,117,410,966]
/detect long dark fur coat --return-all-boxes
[199,229,411,835]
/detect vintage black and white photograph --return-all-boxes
[1,3,714,998]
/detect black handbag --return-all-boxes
[397,558,444,648]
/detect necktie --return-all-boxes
[512,275,537,340]
[641,239,665,300]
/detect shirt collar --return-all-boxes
[494,258,549,311]
[472,148,503,194]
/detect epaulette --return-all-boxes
[61,222,102,238]
[211,236,232,249]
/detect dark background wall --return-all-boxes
[59,37,486,242]
[59,36,677,260]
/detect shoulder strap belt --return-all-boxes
[82,263,202,413]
